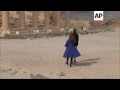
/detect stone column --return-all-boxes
[44,11,50,28]
[1,11,9,32]
[65,11,70,28]
[19,11,25,29]
[32,11,38,28]
[55,11,60,28]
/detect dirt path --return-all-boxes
[0,31,119,79]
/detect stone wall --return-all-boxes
[70,20,90,30]
[0,11,45,27]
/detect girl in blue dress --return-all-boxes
[63,33,81,67]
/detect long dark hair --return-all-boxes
[69,34,76,43]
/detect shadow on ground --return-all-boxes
[73,58,100,67]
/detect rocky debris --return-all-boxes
[59,72,65,76]
[0,68,12,73]
[0,68,18,76]
[10,71,17,75]
[49,71,65,77]
[30,73,50,79]
[105,19,118,25]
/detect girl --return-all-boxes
[63,33,81,67]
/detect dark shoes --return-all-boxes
[66,62,68,65]
[74,61,76,63]
[66,62,72,67]
[66,61,76,67]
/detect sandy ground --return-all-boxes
[0,31,120,79]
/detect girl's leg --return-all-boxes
[74,46,77,62]
[66,57,69,64]
[70,58,73,67]
[74,58,76,62]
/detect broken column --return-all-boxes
[65,11,70,28]
[44,11,50,28]
[32,11,38,28]
[1,11,9,33]
[19,11,25,29]
[55,11,60,28]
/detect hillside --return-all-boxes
[61,11,120,21]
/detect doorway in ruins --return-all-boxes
[50,16,53,25]
[49,11,56,28]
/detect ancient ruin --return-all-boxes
[0,11,71,37]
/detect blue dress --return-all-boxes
[63,39,81,58]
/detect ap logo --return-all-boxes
[94,11,104,22]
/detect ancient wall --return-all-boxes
[0,11,45,27]
[70,20,90,30]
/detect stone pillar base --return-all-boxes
[1,26,9,31]
[0,33,5,37]
[0,27,9,34]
